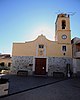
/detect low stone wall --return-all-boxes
[48,57,73,76]
[11,56,33,75]
[11,56,73,77]
[0,79,9,96]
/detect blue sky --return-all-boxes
[0,0,80,54]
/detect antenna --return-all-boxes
[67,12,76,16]
[55,10,63,14]
[55,10,76,16]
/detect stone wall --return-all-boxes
[11,56,73,76]
[11,56,33,75]
[48,57,73,76]
[0,82,9,96]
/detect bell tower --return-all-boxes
[55,14,71,44]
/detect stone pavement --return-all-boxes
[0,75,80,100]
[1,75,64,94]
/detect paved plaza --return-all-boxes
[1,75,64,94]
[0,75,80,100]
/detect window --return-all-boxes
[62,20,66,29]
[8,62,11,67]
[39,45,44,48]
[55,23,57,31]
[0,62,5,66]
[63,53,65,55]
[62,46,66,51]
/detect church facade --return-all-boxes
[11,14,72,76]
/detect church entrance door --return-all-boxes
[35,58,46,75]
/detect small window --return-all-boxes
[55,23,57,31]
[63,53,65,55]
[8,63,11,67]
[62,20,66,29]
[62,46,66,51]
[39,45,44,48]
[0,62,5,66]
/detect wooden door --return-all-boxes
[35,58,46,75]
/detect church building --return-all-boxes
[11,14,72,76]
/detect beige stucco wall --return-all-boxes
[55,14,71,44]
[55,16,70,32]
[12,14,72,58]
[46,42,72,57]
[0,58,11,67]
[12,35,72,57]
[56,30,71,44]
